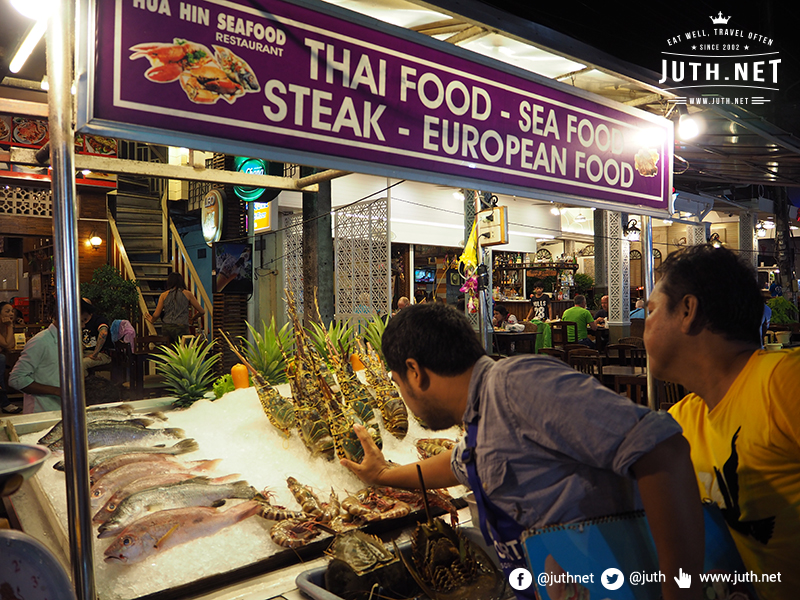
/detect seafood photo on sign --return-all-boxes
[12,117,47,145]
[0,117,10,141]
[129,39,260,105]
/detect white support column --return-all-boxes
[606,211,630,325]
[739,212,758,268]
[687,222,707,246]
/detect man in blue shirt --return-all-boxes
[342,303,703,600]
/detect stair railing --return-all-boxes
[169,218,213,337]
[108,211,158,336]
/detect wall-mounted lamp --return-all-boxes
[550,204,561,216]
[87,232,103,250]
[755,221,767,238]
[623,219,641,242]
[708,232,723,248]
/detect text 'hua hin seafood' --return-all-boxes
[129,38,260,105]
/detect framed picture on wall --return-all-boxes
[30,273,42,299]
[0,258,18,291]
[212,242,253,295]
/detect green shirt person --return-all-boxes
[561,295,603,348]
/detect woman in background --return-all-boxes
[0,302,22,413]
[146,272,205,345]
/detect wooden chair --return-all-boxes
[605,343,638,366]
[618,336,645,349]
[630,318,645,338]
[631,348,647,369]
[515,322,540,354]
[551,321,578,347]
[614,375,648,405]
[539,347,567,362]
[568,348,603,381]
[562,343,587,353]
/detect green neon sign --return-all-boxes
[233,157,267,201]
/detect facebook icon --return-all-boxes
[509,568,533,590]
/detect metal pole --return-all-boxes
[641,215,656,410]
[46,1,96,598]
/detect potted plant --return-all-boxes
[767,296,799,331]
[80,265,141,322]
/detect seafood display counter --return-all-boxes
[1,388,474,600]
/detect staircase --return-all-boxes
[111,192,172,321]
[108,141,212,337]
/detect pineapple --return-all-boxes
[240,318,293,384]
[361,313,388,367]
[308,319,354,365]
[152,337,220,408]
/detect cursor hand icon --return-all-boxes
[674,568,691,589]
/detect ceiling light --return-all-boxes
[40,76,49,90]
[550,206,560,216]
[453,190,465,201]
[662,219,673,225]
[755,221,767,238]
[763,220,775,229]
[9,20,47,74]
[11,0,55,20]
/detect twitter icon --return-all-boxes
[601,568,625,590]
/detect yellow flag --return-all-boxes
[459,221,478,271]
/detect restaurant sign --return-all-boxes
[78,0,673,209]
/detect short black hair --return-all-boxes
[382,303,486,378]
[533,280,544,289]
[493,305,509,317]
[80,299,94,315]
[656,244,762,345]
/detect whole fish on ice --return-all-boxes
[48,422,185,451]
[86,439,199,480]
[103,501,262,564]
[93,472,241,525]
[90,458,221,509]
[54,438,198,472]
[98,479,259,537]
[38,405,166,445]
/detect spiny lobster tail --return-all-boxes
[219,330,296,437]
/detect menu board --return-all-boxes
[0,114,118,158]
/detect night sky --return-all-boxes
[477,0,800,134]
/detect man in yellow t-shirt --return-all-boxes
[645,244,799,600]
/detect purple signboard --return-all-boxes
[82,0,673,208]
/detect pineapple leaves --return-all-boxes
[239,318,293,384]
[152,337,220,408]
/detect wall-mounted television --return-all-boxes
[415,268,436,283]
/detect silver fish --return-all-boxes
[90,458,221,510]
[97,479,258,538]
[104,501,262,564]
[48,423,185,451]
[38,406,166,445]
[93,473,241,525]
[54,438,198,472]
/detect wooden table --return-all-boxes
[493,331,539,355]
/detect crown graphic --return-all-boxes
[710,11,731,24]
